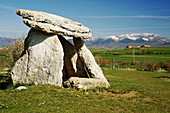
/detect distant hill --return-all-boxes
[0,37,15,47]
[84,33,170,49]
[1,33,170,49]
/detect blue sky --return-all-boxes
[0,0,170,38]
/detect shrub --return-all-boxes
[0,50,12,69]
[145,61,161,71]
[100,59,112,67]
[131,60,138,65]
[146,61,155,71]
[116,60,129,69]
[95,55,103,64]
[0,60,5,70]
[160,61,170,73]
[95,55,112,67]
[138,61,146,71]
[154,64,161,71]
[4,37,25,67]
[118,60,128,65]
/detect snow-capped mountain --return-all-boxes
[1,33,169,49]
[86,35,119,42]
[86,35,119,45]
[102,35,119,41]
[118,33,158,41]
[92,33,165,42]
[85,33,170,48]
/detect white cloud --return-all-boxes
[79,16,170,19]
[0,4,18,11]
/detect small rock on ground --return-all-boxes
[16,86,27,90]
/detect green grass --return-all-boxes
[95,54,170,63]
[92,47,170,64]
[0,47,169,112]
[91,47,170,54]
[146,47,170,53]
[0,68,169,112]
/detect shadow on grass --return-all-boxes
[0,73,13,90]
[153,76,170,79]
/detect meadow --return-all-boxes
[95,54,170,63]
[0,47,170,112]
[90,47,170,54]
[92,47,170,69]
[0,68,169,112]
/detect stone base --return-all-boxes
[64,77,109,90]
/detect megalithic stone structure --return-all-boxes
[12,9,110,89]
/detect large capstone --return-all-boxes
[16,9,92,39]
[11,29,64,86]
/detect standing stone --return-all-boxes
[11,29,64,86]
[58,35,88,80]
[16,9,92,39]
[73,38,110,86]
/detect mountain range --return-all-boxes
[84,33,170,49]
[0,33,170,49]
[0,37,15,47]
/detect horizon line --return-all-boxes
[78,16,170,19]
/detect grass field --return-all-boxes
[0,47,170,112]
[92,47,170,64]
[95,54,170,63]
[91,47,170,54]
[0,68,170,112]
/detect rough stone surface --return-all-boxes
[16,9,92,39]
[73,38,110,86]
[58,35,88,80]
[11,29,64,86]
[64,77,109,90]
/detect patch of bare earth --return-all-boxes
[96,90,139,98]
[143,97,153,102]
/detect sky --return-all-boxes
[0,0,170,38]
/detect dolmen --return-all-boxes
[11,9,110,90]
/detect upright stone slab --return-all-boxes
[73,38,110,86]
[11,29,64,86]
[58,35,88,80]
